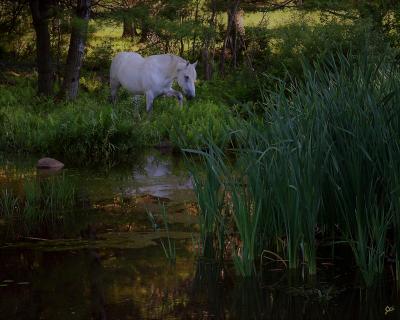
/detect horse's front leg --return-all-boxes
[163,88,183,107]
[145,91,155,113]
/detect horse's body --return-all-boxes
[110,52,197,112]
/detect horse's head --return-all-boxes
[177,61,197,100]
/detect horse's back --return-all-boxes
[111,52,151,95]
[110,52,144,78]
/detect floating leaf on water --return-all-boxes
[0,284,8,287]
[17,282,30,285]
[2,280,14,283]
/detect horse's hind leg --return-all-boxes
[145,91,155,113]
[109,78,120,104]
[132,95,142,119]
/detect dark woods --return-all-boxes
[0,0,399,100]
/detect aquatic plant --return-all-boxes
[0,189,19,218]
[0,174,78,235]
[147,205,176,265]
[188,50,400,285]
[159,205,176,265]
[185,145,227,261]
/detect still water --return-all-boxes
[0,150,399,319]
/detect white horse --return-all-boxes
[110,52,197,112]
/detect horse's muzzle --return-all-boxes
[186,94,195,100]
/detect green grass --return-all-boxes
[0,74,235,162]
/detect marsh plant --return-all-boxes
[188,51,400,285]
[147,205,176,265]
[186,147,227,261]
[0,189,19,218]
[0,174,77,234]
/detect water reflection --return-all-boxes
[1,151,400,319]
[1,242,400,319]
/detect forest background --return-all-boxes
[0,0,399,162]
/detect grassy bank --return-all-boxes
[0,74,236,163]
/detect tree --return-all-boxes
[29,0,54,96]
[219,0,243,74]
[120,0,140,38]
[122,16,138,38]
[201,0,218,80]
[60,0,91,100]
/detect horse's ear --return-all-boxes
[192,61,198,68]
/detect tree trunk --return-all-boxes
[122,17,137,38]
[202,0,217,80]
[202,48,212,80]
[191,0,200,57]
[219,0,241,75]
[60,0,91,100]
[29,0,54,96]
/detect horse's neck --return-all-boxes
[149,54,186,82]
[168,55,186,79]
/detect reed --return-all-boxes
[147,205,176,265]
[188,50,400,284]
[0,174,77,234]
[0,189,19,218]
[185,144,227,261]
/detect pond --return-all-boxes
[0,150,399,319]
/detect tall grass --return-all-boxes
[0,174,78,235]
[188,51,400,285]
[0,189,19,218]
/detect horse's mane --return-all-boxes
[167,54,188,65]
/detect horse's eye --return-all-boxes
[184,76,189,81]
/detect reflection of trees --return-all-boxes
[190,259,226,319]
[87,224,107,320]
[1,245,400,319]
